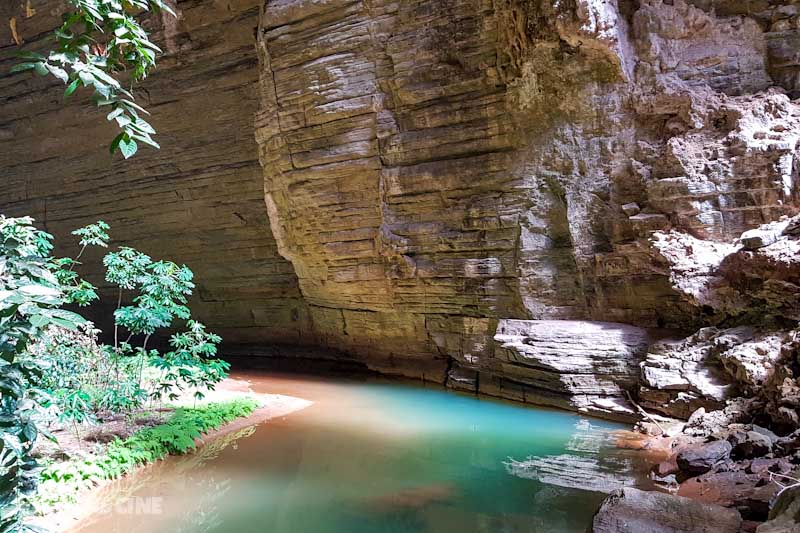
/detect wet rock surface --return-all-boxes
[758,486,800,533]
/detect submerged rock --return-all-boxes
[592,487,742,533]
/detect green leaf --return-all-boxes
[120,99,150,115]
[46,64,69,83]
[29,314,51,328]
[33,62,49,76]
[9,63,36,74]
[119,137,138,159]
[14,51,45,60]
[110,132,125,155]
[64,78,80,99]
[107,108,124,121]
[131,134,160,149]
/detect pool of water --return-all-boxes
[72,372,651,533]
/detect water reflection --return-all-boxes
[504,419,639,493]
[71,372,650,533]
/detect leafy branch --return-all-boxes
[11,0,176,159]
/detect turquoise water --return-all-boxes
[74,373,648,533]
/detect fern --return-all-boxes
[34,399,259,511]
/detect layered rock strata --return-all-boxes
[253,0,800,410]
[483,320,648,419]
[1,0,799,417]
[0,0,308,346]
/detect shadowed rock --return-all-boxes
[592,487,742,533]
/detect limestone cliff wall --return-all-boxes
[0,0,310,346]
[253,0,800,413]
[2,0,799,419]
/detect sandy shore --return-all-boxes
[32,376,312,532]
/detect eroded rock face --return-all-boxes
[0,0,310,348]
[252,0,800,394]
[639,217,800,423]
[1,0,799,414]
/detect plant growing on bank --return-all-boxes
[36,399,258,510]
[11,0,176,158]
[0,216,89,532]
[0,216,230,531]
[37,220,231,419]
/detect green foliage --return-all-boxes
[32,325,149,430]
[36,399,258,509]
[0,216,88,533]
[151,321,230,402]
[30,220,229,421]
[1,215,231,530]
[71,220,110,249]
[103,247,151,290]
[12,1,176,158]
[114,259,194,335]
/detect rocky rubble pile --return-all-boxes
[650,424,799,526]
[640,214,800,429]
[593,417,800,532]
[594,216,800,531]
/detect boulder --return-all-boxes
[677,441,733,475]
[747,458,792,476]
[740,220,790,250]
[752,425,780,444]
[757,485,800,533]
[621,203,641,216]
[654,454,680,476]
[678,471,780,521]
[728,430,773,459]
[592,487,742,533]
[776,430,800,457]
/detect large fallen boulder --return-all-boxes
[592,487,742,533]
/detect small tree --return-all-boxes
[0,217,230,531]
